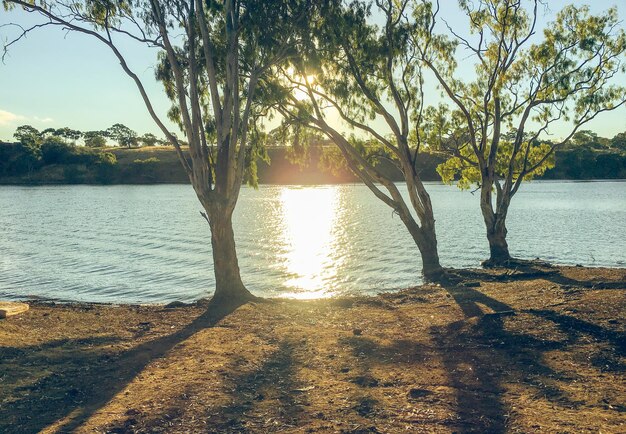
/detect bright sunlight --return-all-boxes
[278,186,341,299]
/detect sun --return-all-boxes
[284,67,316,101]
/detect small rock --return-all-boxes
[353,328,363,336]
[164,301,187,309]
[408,388,432,399]
[351,375,379,387]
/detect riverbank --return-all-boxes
[1,265,625,433]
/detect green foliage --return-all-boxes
[13,125,41,148]
[42,127,82,142]
[0,142,41,176]
[139,133,159,147]
[94,151,118,183]
[417,0,626,200]
[84,131,107,148]
[270,123,322,169]
[318,146,348,177]
[436,137,556,189]
[243,123,269,189]
[41,136,72,164]
[106,123,138,148]
[611,132,626,151]
[40,135,116,166]
[96,152,116,165]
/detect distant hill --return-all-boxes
[0,143,624,185]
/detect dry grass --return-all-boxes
[1,265,625,433]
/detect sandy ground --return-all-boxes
[1,265,625,433]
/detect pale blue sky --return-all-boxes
[0,1,625,143]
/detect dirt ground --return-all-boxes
[1,265,625,433]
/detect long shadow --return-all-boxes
[527,309,626,355]
[0,297,248,434]
[434,285,516,433]
[438,281,626,433]
[100,337,304,433]
[444,285,512,318]
[333,288,514,431]
[208,339,303,432]
[527,308,626,373]
[339,335,428,423]
[451,265,626,290]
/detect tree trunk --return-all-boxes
[416,224,444,281]
[399,211,444,281]
[486,218,511,265]
[479,182,513,266]
[207,205,255,303]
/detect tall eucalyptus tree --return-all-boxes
[271,0,445,280]
[414,0,626,265]
[3,0,311,302]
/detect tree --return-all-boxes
[570,130,609,150]
[40,135,72,164]
[52,127,83,142]
[10,125,42,174]
[416,0,626,265]
[611,132,626,151]
[4,0,313,303]
[41,127,83,143]
[83,130,108,148]
[272,0,444,279]
[13,125,41,147]
[139,132,159,147]
[106,123,138,148]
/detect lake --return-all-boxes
[0,181,624,303]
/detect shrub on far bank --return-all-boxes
[41,138,117,166]
[0,142,42,176]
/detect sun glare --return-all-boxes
[278,187,341,299]
[285,66,316,101]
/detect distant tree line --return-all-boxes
[1,125,115,180]
[2,124,625,184]
[0,123,173,179]
[10,123,167,149]
[543,130,626,180]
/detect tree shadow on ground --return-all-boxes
[208,339,304,432]
[450,264,626,290]
[433,285,515,433]
[437,282,625,433]
[0,298,248,434]
[526,308,626,374]
[102,337,304,433]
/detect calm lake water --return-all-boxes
[0,181,624,303]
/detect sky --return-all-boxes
[0,1,625,143]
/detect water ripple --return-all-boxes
[0,182,625,303]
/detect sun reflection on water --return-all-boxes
[278,187,342,299]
